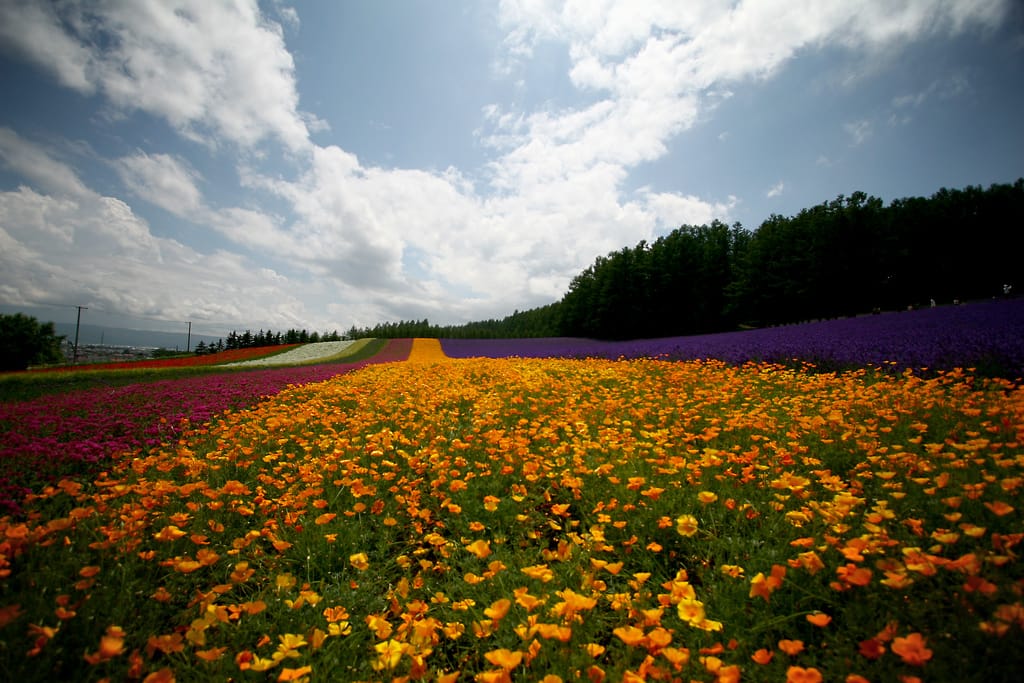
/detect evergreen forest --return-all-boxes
[192,328,343,354]
[349,179,1024,340]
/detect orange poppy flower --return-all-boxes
[465,539,492,559]
[613,625,647,647]
[749,564,786,601]
[194,647,228,661]
[806,612,831,627]
[484,648,523,670]
[892,632,933,666]
[278,666,313,681]
[484,598,511,621]
[786,666,823,683]
[984,501,1015,516]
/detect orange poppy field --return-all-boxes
[1,339,1022,682]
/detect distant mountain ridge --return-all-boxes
[53,322,221,350]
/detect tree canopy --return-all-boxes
[0,313,66,371]
[363,179,1023,341]
[556,179,1023,339]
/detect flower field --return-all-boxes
[28,344,305,373]
[0,339,412,515]
[2,338,1022,682]
[441,299,1024,380]
[225,341,362,367]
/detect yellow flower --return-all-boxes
[676,597,705,626]
[697,491,718,504]
[248,655,280,672]
[675,514,699,537]
[153,525,187,542]
[521,564,555,582]
[328,621,352,637]
[276,633,307,658]
[372,639,404,670]
[349,553,370,571]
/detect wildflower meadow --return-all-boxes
[1,335,1022,682]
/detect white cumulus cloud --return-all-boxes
[0,0,1014,329]
[0,0,313,152]
[115,152,205,217]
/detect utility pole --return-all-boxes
[73,305,87,364]
[186,321,191,353]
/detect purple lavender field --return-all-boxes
[442,298,1024,378]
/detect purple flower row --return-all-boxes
[441,299,1024,378]
[0,339,412,516]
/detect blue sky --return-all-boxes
[1,0,1022,337]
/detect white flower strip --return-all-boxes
[224,340,357,367]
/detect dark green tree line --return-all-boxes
[0,313,66,370]
[193,327,342,354]
[343,304,562,340]
[560,220,749,339]
[555,179,1023,338]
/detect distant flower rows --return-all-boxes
[28,344,304,373]
[0,340,412,515]
[224,341,360,367]
[442,299,1024,379]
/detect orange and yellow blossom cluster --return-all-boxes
[0,341,1022,680]
[405,338,449,364]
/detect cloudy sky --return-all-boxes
[1,0,1022,337]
